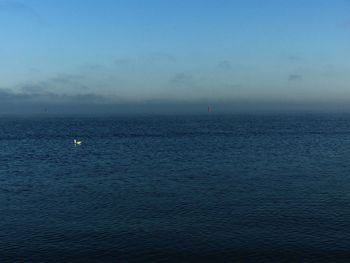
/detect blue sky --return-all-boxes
[1,0,350,113]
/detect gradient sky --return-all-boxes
[1,0,350,113]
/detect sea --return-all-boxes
[1,114,350,262]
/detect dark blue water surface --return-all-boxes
[1,114,350,262]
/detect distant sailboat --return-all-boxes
[208,106,212,113]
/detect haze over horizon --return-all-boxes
[1,0,350,114]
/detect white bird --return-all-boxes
[74,139,82,145]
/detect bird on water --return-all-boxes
[74,139,82,145]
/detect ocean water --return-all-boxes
[1,114,350,262]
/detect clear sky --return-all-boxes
[1,0,350,114]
